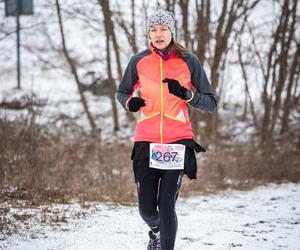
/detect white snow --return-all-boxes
[1,183,300,250]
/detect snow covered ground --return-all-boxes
[1,183,300,250]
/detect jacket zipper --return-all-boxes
[160,57,163,144]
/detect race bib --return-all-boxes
[149,143,185,170]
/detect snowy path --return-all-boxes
[1,183,300,250]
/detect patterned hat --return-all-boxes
[146,9,176,37]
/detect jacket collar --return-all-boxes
[149,43,174,61]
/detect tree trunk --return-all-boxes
[179,0,189,48]
[131,0,138,54]
[100,0,123,80]
[115,0,138,54]
[190,0,211,140]
[166,0,176,13]
[106,32,120,132]
[195,0,210,63]
[261,0,287,143]
[281,42,300,137]
[55,0,96,131]
[269,0,297,139]
[100,0,120,132]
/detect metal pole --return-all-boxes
[16,0,21,89]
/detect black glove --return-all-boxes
[162,78,189,100]
[127,97,145,112]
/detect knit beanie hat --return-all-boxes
[146,9,176,37]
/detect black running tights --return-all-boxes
[137,170,183,250]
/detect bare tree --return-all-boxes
[208,0,261,142]
[55,0,97,131]
[131,0,138,53]
[178,0,189,48]
[280,41,300,138]
[99,0,120,131]
[188,0,211,142]
[166,0,176,13]
[195,0,210,63]
[115,0,138,54]
[269,0,298,140]
[100,1,123,80]
[261,0,299,144]
[237,35,258,130]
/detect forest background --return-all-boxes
[0,0,299,205]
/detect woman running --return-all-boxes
[117,9,217,250]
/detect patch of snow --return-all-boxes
[1,183,300,250]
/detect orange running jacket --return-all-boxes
[117,46,216,143]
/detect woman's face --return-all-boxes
[149,24,172,50]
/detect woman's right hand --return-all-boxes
[127,97,146,112]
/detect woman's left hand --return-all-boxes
[162,78,189,100]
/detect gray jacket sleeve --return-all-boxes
[117,56,139,110]
[185,53,217,112]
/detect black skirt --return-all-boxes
[131,139,206,182]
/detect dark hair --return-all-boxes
[160,38,187,58]
[171,39,188,58]
[162,38,188,58]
